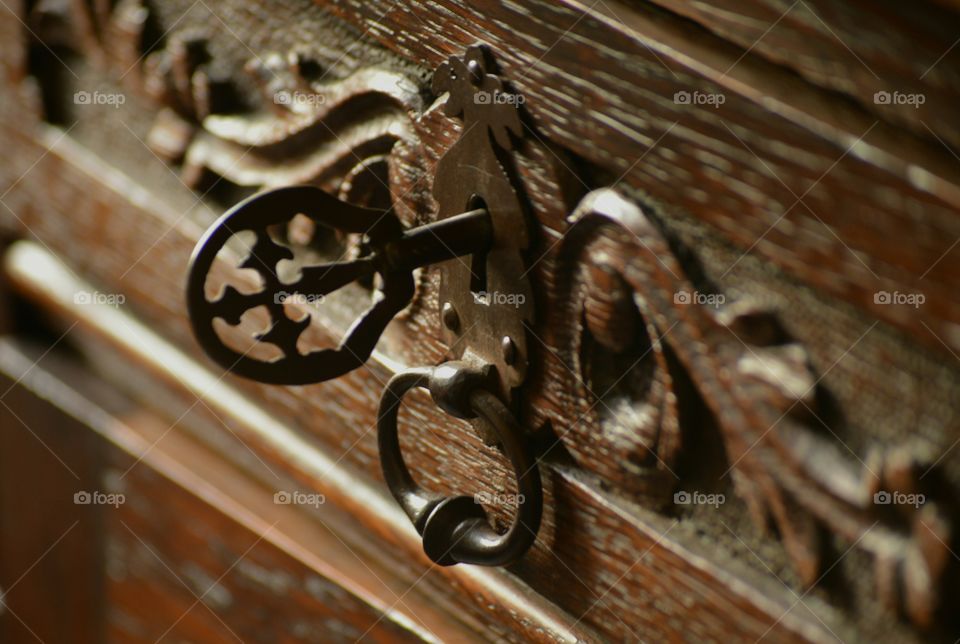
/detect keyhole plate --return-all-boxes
[432,45,534,401]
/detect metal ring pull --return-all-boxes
[377,362,542,567]
[182,46,543,570]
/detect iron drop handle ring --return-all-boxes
[377,362,543,567]
[184,45,543,569]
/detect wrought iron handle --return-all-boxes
[186,185,491,385]
[378,361,542,566]
[184,45,543,569]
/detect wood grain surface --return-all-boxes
[1,0,959,642]
[0,339,458,643]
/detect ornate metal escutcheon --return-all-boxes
[185,45,541,567]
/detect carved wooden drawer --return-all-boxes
[1,1,959,642]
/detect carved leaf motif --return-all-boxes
[559,188,955,628]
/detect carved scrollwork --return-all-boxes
[558,188,955,629]
[40,0,429,216]
[554,194,683,502]
[137,32,425,196]
[22,0,957,631]
[36,0,438,320]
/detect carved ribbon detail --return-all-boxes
[558,188,954,628]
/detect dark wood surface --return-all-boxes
[1,0,959,642]
[643,0,960,148]
[316,0,960,354]
[0,339,458,642]
[0,368,106,644]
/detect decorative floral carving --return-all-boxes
[558,187,955,628]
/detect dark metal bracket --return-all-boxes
[431,46,534,403]
[184,45,541,567]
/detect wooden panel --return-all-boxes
[106,435,425,643]
[0,339,450,643]
[5,0,960,351]
[0,368,105,644]
[1,237,847,643]
[311,0,960,354]
[643,0,960,149]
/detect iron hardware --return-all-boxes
[185,45,541,567]
[378,362,542,566]
[186,185,492,385]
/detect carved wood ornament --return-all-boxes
[22,0,960,634]
[556,189,954,629]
